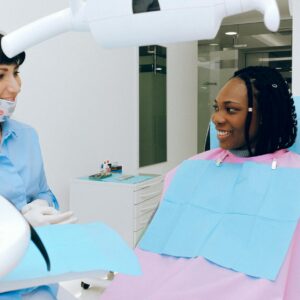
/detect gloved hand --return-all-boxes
[21,199,77,227]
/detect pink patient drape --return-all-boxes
[101,149,300,300]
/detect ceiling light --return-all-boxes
[233,44,247,48]
[209,43,219,46]
[259,57,292,62]
[225,31,237,36]
[252,34,291,47]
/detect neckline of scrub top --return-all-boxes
[221,148,288,163]
[1,119,17,142]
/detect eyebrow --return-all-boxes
[0,66,19,71]
[214,99,242,105]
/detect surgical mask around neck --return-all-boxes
[0,98,17,122]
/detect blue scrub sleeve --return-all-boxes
[35,189,59,209]
[31,130,59,209]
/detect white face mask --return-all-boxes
[0,99,17,122]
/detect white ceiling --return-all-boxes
[198,0,292,48]
[197,1,292,85]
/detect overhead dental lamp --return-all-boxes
[2,0,280,58]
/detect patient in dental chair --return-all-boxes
[101,66,300,300]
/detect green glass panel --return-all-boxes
[139,45,167,167]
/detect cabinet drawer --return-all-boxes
[134,209,156,231]
[134,195,160,218]
[134,181,164,204]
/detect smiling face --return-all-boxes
[0,64,21,115]
[211,77,260,150]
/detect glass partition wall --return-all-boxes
[139,45,167,167]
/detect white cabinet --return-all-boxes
[70,174,164,248]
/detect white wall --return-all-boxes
[1,1,139,210]
[289,0,300,154]
[292,0,300,96]
[1,1,198,209]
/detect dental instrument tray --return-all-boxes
[89,170,112,180]
[84,173,158,184]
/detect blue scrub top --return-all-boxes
[0,119,58,210]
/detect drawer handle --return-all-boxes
[139,219,149,227]
[140,204,158,214]
[139,180,163,190]
[136,206,159,229]
[140,191,161,199]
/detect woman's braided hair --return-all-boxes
[233,66,297,156]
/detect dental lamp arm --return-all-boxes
[2,9,71,58]
[1,0,280,58]
[1,1,88,58]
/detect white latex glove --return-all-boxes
[21,199,77,227]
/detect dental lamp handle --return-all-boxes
[288,0,293,17]
[225,0,280,32]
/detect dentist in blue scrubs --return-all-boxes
[0,33,75,299]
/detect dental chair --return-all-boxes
[0,0,282,298]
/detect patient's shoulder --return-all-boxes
[166,148,224,179]
[188,148,225,161]
[162,148,224,194]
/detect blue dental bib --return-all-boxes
[139,159,300,280]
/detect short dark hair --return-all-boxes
[233,66,297,156]
[0,33,26,66]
